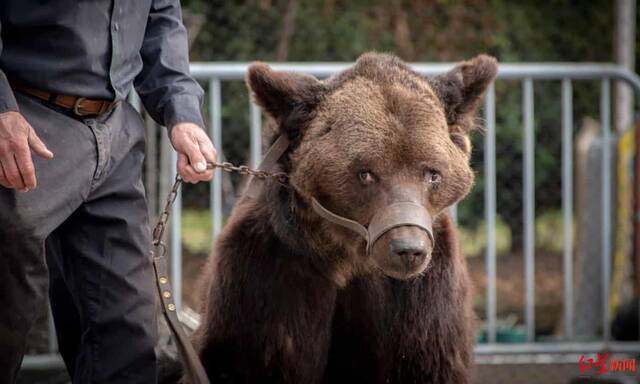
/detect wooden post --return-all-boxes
[613,0,637,312]
[573,118,604,337]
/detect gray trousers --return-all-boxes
[0,93,158,383]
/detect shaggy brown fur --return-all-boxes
[189,52,497,384]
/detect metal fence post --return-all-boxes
[209,78,223,240]
[250,102,262,168]
[601,78,612,343]
[523,78,536,342]
[484,83,497,344]
[561,78,574,340]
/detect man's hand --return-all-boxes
[0,111,54,191]
[170,122,216,183]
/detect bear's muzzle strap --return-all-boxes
[367,202,434,248]
[311,198,434,254]
[311,198,369,240]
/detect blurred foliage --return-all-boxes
[534,210,565,254]
[180,0,617,252]
[458,208,566,258]
[459,215,512,258]
[181,209,214,255]
[183,0,612,62]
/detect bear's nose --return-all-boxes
[389,238,427,259]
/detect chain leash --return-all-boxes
[151,161,289,252]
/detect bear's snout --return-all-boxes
[371,225,433,280]
[389,237,428,262]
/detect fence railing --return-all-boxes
[22,62,640,370]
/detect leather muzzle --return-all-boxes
[311,199,434,255]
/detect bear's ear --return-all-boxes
[429,54,497,139]
[246,63,325,139]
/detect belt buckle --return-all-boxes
[72,97,90,116]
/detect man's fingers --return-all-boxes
[177,153,198,183]
[189,136,214,181]
[198,137,217,163]
[195,139,215,181]
[0,112,46,190]
[27,128,53,159]
[14,144,36,189]
[185,139,207,174]
[185,164,206,184]
[0,155,26,190]
[177,153,192,182]
[200,168,214,181]
[0,165,10,188]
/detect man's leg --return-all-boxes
[0,93,98,383]
[45,231,83,377]
[47,102,158,383]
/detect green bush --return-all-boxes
[458,215,512,258]
[181,209,213,255]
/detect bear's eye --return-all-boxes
[358,170,376,185]
[425,169,442,186]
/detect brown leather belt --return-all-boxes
[14,85,117,117]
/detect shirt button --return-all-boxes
[113,23,119,31]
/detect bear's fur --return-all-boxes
[190,52,497,384]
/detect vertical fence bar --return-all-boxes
[448,204,458,225]
[601,78,612,342]
[484,83,497,344]
[170,150,182,311]
[250,102,263,168]
[210,78,223,240]
[523,78,536,342]
[561,78,574,340]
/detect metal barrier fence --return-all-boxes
[21,62,640,373]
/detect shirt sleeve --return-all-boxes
[0,19,19,113]
[134,0,204,131]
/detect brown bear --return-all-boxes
[188,52,497,384]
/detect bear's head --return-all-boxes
[247,53,497,281]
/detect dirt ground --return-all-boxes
[467,249,565,336]
[182,250,209,310]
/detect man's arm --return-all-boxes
[0,19,53,191]
[135,0,215,183]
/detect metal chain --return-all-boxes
[212,161,289,185]
[151,161,288,250]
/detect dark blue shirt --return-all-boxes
[0,0,204,129]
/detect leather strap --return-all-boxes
[244,134,290,198]
[311,198,369,240]
[152,253,211,384]
[14,85,116,116]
